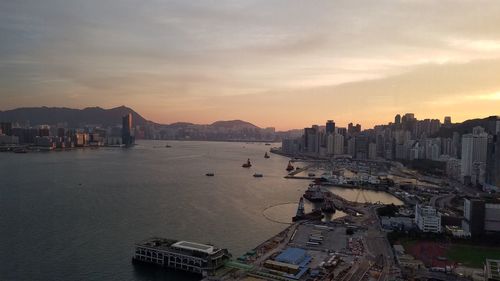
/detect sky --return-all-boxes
[1,0,500,130]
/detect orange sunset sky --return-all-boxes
[1,1,500,130]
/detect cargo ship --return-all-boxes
[132,238,231,276]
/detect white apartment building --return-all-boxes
[415,204,442,233]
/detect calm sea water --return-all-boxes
[0,140,401,281]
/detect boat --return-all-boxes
[242,158,252,168]
[321,200,336,213]
[253,173,263,177]
[265,143,271,146]
[264,152,270,159]
[165,144,172,148]
[286,161,294,171]
[133,238,231,276]
[308,172,316,177]
[303,185,325,202]
[206,173,215,177]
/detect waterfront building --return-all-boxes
[0,122,12,136]
[122,113,134,146]
[282,138,301,155]
[0,135,19,145]
[461,126,488,185]
[133,238,231,276]
[415,204,442,233]
[304,125,320,155]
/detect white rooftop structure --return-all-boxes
[172,241,215,254]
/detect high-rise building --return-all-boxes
[463,198,500,237]
[304,125,319,155]
[461,126,488,184]
[122,113,133,146]
[394,114,401,125]
[486,134,500,187]
[327,133,334,155]
[325,120,335,135]
[444,116,452,127]
[1,122,12,136]
[368,143,377,160]
[333,133,344,155]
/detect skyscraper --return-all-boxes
[444,116,452,127]
[122,113,133,146]
[461,126,488,185]
[394,114,401,124]
[326,120,335,135]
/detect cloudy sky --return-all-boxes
[1,0,500,129]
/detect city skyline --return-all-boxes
[2,1,500,130]
[1,104,497,132]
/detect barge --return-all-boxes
[132,238,231,276]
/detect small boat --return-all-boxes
[253,173,263,178]
[286,161,294,171]
[205,173,215,177]
[242,158,252,168]
[308,172,316,177]
[166,145,172,148]
[265,143,271,146]
[264,152,270,159]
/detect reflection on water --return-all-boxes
[327,186,403,205]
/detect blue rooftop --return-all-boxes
[275,248,307,265]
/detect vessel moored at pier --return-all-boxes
[132,238,231,276]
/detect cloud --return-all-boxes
[1,0,500,129]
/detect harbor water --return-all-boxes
[0,140,402,281]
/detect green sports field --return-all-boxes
[446,245,500,268]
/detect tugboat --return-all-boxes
[303,185,325,202]
[264,152,270,159]
[242,158,252,168]
[253,173,263,178]
[286,161,294,172]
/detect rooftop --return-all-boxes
[172,241,215,254]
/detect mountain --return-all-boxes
[436,115,499,137]
[0,106,151,127]
[210,120,260,129]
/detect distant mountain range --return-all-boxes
[0,106,151,128]
[0,106,265,130]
